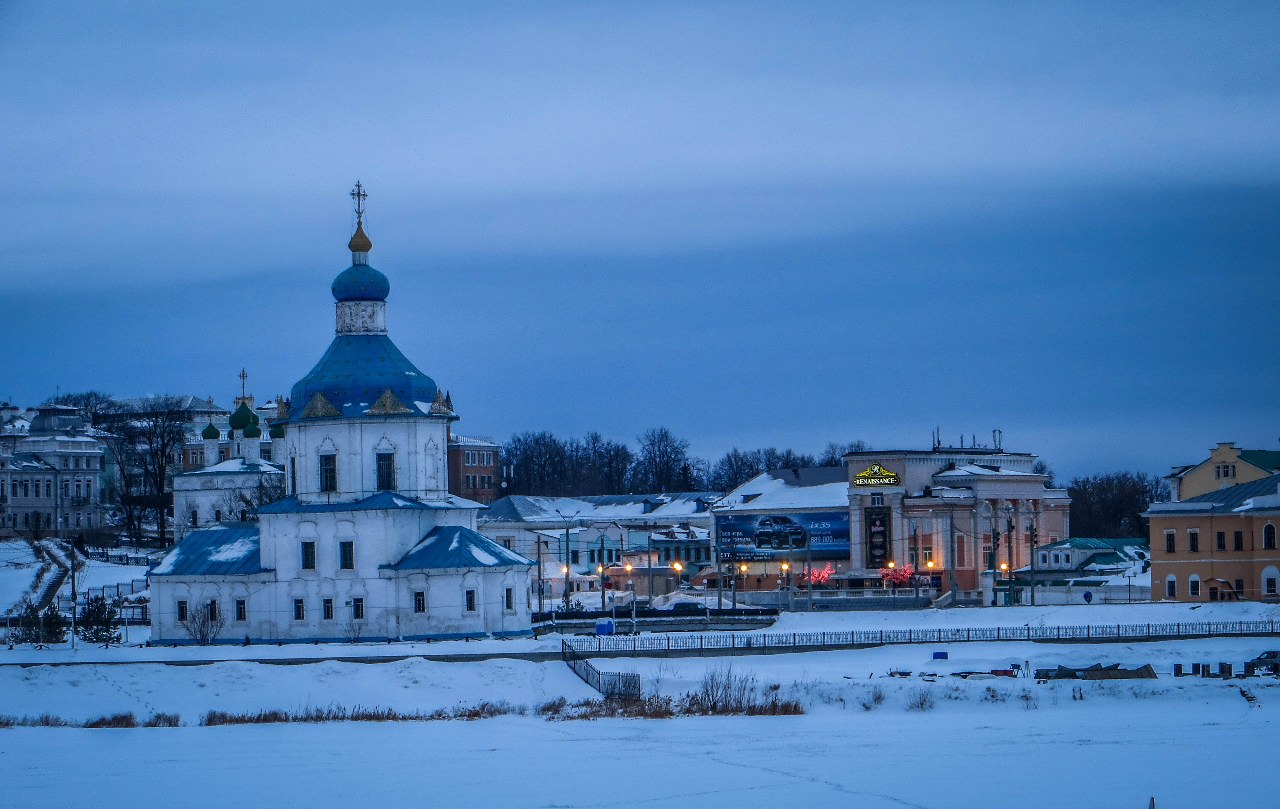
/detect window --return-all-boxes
[294,599,306,621]
[1235,580,1245,597]
[413,591,426,613]
[239,510,247,522]
[1188,530,1199,553]
[322,598,334,620]
[480,474,493,489]
[465,589,477,612]
[289,457,297,494]
[235,599,246,622]
[1165,530,1176,554]
[1234,531,1244,551]
[191,510,198,527]
[1165,577,1177,599]
[1268,578,1278,597]
[339,541,355,570]
[464,473,478,489]
[319,454,337,493]
[301,541,316,570]
[1216,531,1226,551]
[956,539,966,568]
[1266,524,1277,550]
[260,444,272,462]
[1051,553,1060,565]
[922,546,933,564]
[214,509,223,523]
[870,493,884,506]
[352,597,365,621]
[570,550,580,565]
[207,600,219,622]
[1189,577,1201,597]
[177,600,189,622]
[1215,463,1237,479]
[376,452,396,491]
[505,588,515,611]
[499,536,514,549]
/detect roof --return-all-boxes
[933,464,1043,479]
[256,491,484,515]
[288,333,441,422]
[389,525,533,570]
[449,433,498,448]
[1147,474,1280,516]
[714,467,848,513]
[1036,537,1147,552]
[120,395,227,415]
[1240,450,1280,473]
[180,457,284,477]
[480,492,722,524]
[150,523,264,576]
[4,453,54,472]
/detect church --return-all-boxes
[149,186,535,643]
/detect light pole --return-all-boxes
[597,565,606,611]
[999,561,1010,605]
[780,561,792,611]
[734,562,747,608]
[554,509,581,612]
[672,561,684,597]
[1027,514,1039,606]
[886,560,896,595]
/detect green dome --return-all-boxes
[229,402,259,431]
[201,422,221,440]
[269,423,285,439]
[242,423,262,439]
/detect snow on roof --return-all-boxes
[181,458,284,476]
[257,491,485,515]
[933,464,1042,478]
[390,525,534,571]
[715,468,849,513]
[449,433,498,447]
[150,524,264,577]
[480,492,722,524]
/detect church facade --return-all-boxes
[149,188,534,643]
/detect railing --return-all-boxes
[534,607,777,623]
[58,578,149,610]
[562,642,642,698]
[563,619,1280,657]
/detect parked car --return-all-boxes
[753,515,808,550]
[1249,651,1280,670]
[669,601,709,615]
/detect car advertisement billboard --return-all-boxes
[716,511,850,561]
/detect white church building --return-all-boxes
[150,187,535,643]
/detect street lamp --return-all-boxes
[998,561,1010,606]
[780,562,792,610]
[672,561,684,596]
[597,564,606,611]
[554,509,581,612]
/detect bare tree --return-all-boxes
[180,602,226,645]
[45,391,123,427]
[103,396,191,543]
[630,427,697,492]
[213,474,287,522]
[342,620,366,643]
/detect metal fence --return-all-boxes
[563,619,1280,657]
[562,643,642,698]
[57,578,149,611]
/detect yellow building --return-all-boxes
[1147,473,1280,602]
[1166,442,1280,502]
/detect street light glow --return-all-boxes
[887,560,896,569]
[624,563,633,572]
[738,563,748,573]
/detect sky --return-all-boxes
[1,1,1277,481]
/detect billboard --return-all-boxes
[716,511,850,561]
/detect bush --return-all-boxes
[143,712,181,727]
[905,688,935,712]
[860,685,886,711]
[11,599,68,645]
[84,713,138,728]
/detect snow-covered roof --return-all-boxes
[933,464,1043,479]
[150,524,264,577]
[481,492,721,524]
[1147,474,1280,516]
[390,525,533,571]
[257,491,485,515]
[448,433,498,448]
[180,458,284,476]
[714,467,848,513]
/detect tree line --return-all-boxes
[501,429,872,496]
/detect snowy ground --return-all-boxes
[67,559,150,592]
[0,540,41,612]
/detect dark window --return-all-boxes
[289,457,297,494]
[1165,531,1176,554]
[1266,524,1277,550]
[239,510,247,522]
[177,600,188,622]
[190,510,198,527]
[376,452,396,491]
[1188,531,1199,553]
[1216,532,1226,551]
[1235,579,1245,596]
[322,598,334,620]
[319,454,337,493]
[301,541,316,570]
[293,599,306,620]
[1189,578,1201,597]
[235,599,246,622]
[1268,578,1278,597]
[505,588,514,611]
[339,541,355,570]
[570,550,580,564]
[465,589,477,612]
[214,510,222,523]
[207,600,219,622]
[352,597,365,620]
[413,591,426,613]
[1234,531,1244,551]
[1165,578,1176,598]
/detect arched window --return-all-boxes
[1188,574,1201,598]
[1165,574,1177,599]
[1262,566,1280,598]
[1265,524,1276,550]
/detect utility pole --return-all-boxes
[536,536,544,612]
[946,503,959,603]
[554,509,581,612]
[1027,511,1038,606]
[69,539,78,650]
[598,528,607,611]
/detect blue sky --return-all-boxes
[1,2,1277,480]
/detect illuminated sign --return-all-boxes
[853,463,901,487]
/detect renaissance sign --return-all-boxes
[853,463,901,487]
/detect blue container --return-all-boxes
[595,619,615,636]
[932,651,949,660]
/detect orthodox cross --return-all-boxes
[239,368,248,399]
[350,181,367,222]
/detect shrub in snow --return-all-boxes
[143,713,181,728]
[905,688,936,712]
[84,713,138,728]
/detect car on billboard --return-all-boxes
[753,515,808,550]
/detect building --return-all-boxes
[711,441,1070,603]
[1165,442,1280,502]
[0,405,107,539]
[1010,537,1150,605]
[447,431,502,503]
[1146,473,1280,602]
[149,188,534,643]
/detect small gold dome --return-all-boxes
[348,221,373,253]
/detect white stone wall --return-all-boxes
[285,416,451,503]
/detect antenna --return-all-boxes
[239,368,248,400]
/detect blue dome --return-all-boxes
[331,264,390,302]
[289,334,440,421]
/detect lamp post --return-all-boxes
[886,559,896,594]
[554,509,581,612]
[597,565,606,611]
[672,560,683,596]
[781,561,792,611]
[999,561,1010,606]
[1026,513,1039,606]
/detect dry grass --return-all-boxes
[83,713,139,729]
